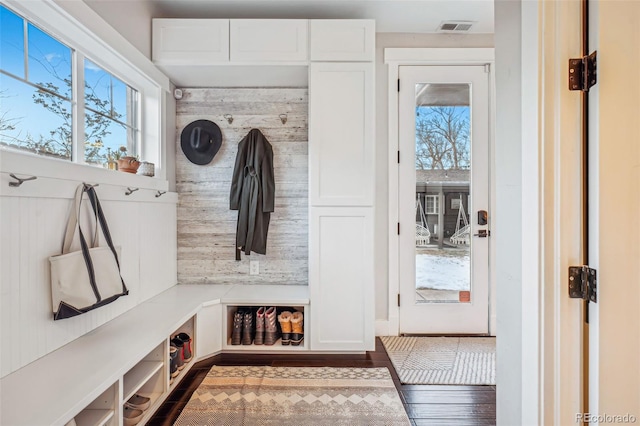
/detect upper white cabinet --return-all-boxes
[309,62,374,206]
[230,20,308,62]
[310,20,375,62]
[152,19,230,64]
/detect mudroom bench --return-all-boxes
[0,284,310,426]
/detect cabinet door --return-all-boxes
[196,304,222,358]
[309,62,374,206]
[230,19,308,62]
[152,19,229,64]
[310,20,375,61]
[309,207,374,351]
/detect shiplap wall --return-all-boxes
[176,88,308,285]
[0,176,177,378]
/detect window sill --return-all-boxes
[0,149,168,192]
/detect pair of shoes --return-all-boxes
[125,394,151,411]
[174,332,193,362]
[254,307,279,346]
[123,404,144,426]
[231,308,256,345]
[278,310,304,346]
[170,332,192,371]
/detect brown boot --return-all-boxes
[278,311,292,345]
[254,307,266,345]
[264,307,278,345]
[290,311,303,346]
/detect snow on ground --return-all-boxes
[416,249,470,291]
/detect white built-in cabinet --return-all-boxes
[310,20,375,61]
[150,18,375,352]
[309,62,374,206]
[308,20,375,351]
[230,19,308,62]
[152,19,230,64]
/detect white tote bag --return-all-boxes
[49,184,128,320]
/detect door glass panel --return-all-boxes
[414,83,471,304]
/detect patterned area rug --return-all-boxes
[381,336,496,385]
[174,366,411,425]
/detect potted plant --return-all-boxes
[114,146,140,173]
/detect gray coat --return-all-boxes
[230,129,275,260]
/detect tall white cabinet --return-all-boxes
[308,20,375,351]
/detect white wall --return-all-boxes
[493,2,522,424]
[83,0,158,58]
[374,33,494,322]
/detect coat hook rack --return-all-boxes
[125,187,139,196]
[9,173,37,187]
[83,183,99,189]
[279,113,288,125]
[155,190,167,198]
[224,114,234,124]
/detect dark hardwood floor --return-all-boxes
[148,338,496,425]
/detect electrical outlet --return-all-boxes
[249,260,259,275]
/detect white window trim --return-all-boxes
[0,0,170,190]
[424,194,439,214]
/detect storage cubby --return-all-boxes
[122,343,165,425]
[223,304,309,351]
[75,383,118,426]
[168,316,196,390]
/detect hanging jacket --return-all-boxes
[230,128,275,260]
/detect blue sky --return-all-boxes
[0,4,132,162]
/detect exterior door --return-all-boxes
[398,65,489,334]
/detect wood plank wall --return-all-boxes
[176,88,308,285]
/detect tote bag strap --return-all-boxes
[85,185,128,294]
[62,184,99,254]
[85,186,122,269]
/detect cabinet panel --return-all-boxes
[309,208,374,351]
[309,62,374,206]
[152,19,229,64]
[230,19,308,62]
[196,304,222,358]
[310,20,375,61]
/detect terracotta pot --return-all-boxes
[117,157,140,173]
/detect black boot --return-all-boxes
[231,309,244,345]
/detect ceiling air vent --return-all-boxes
[437,21,475,33]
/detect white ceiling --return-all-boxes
[142,0,494,33]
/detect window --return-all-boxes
[0,4,139,166]
[84,59,139,165]
[425,194,439,214]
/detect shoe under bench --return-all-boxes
[0,283,310,426]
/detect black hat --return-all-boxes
[180,119,222,165]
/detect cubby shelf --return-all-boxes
[123,361,163,401]
[223,338,307,351]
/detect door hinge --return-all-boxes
[568,266,597,303]
[397,79,400,92]
[397,222,400,235]
[397,294,400,307]
[397,150,400,164]
[569,51,597,92]
[484,63,490,73]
